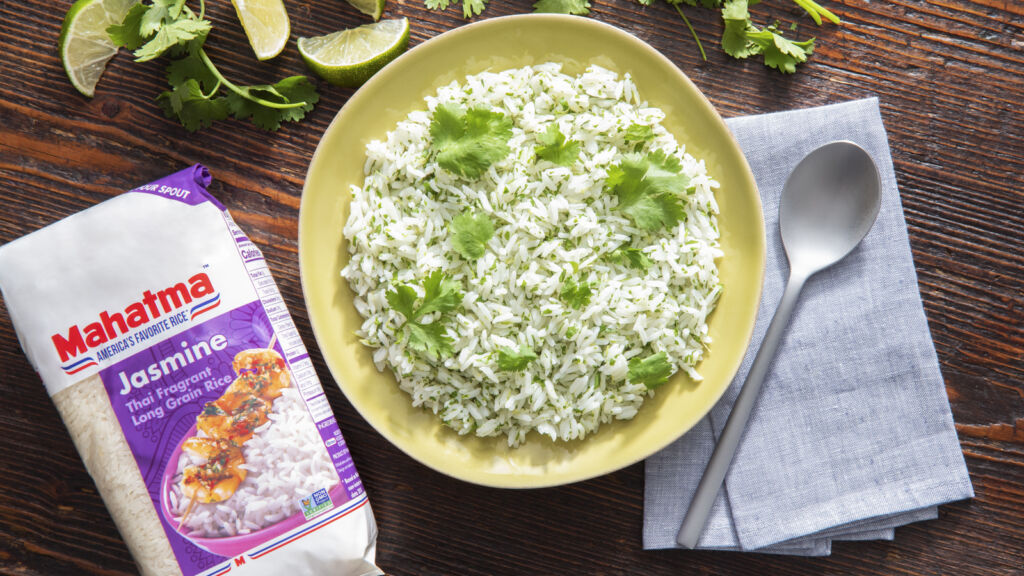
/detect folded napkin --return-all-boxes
[644,98,974,555]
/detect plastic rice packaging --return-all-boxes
[0,166,381,576]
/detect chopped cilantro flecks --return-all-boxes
[429,103,513,179]
[386,271,463,360]
[497,344,538,372]
[536,124,581,166]
[605,149,690,231]
[450,211,494,260]
[627,352,675,389]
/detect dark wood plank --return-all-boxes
[1,0,1022,575]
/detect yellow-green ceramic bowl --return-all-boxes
[300,14,765,488]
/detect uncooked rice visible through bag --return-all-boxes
[0,165,381,576]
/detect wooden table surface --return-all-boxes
[1,0,1022,574]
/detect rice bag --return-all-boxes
[0,165,382,576]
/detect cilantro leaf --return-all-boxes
[157,79,230,132]
[406,321,454,361]
[226,76,319,130]
[166,50,217,93]
[463,0,488,17]
[386,272,464,361]
[139,0,182,37]
[624,123,656,145]
[497,345,537,372]
[133,17,210,62]
[535,124,581,166]
[107,3,148,50]
[560,276,593,310]
[449,211,494,260]
[385,284,418,320]
[429,103,512,179]
[609,247,652,271]
[417,270,463,318]
[424,0,488,17]
[627,352,675,389]
[750,27,815,74]
[606,150,689,231]
[532,0,591,15]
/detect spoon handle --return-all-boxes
[676,268,809,549]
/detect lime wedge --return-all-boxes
[297,18,409,88]
[346,0,387,21]
[58,0,136,97]
[230,0,290,60]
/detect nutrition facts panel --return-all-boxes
[225,216,305,356]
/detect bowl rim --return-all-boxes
[299,13,766,488]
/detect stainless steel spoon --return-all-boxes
[676,141,882,549]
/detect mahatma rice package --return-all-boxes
[0,166,381,576]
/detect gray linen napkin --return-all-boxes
[643,98,973,555]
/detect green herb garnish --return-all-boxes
[722,0,816,74]
[560,275,593,310]
[429,103,513,179]
[532,0,591,14]
[536,124,581,167]
[609,247,653,271]
[497,344,538,372]
[107,0,318,132]
[605,149,689,231]
[449,211,494,260]
[386,271,463,360]
[627,351,675,389]
[425,0,488,18]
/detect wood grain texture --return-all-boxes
[1,0,1022,574]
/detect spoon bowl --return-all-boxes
[781,141,881,274]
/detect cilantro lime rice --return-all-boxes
[341,63,722,446]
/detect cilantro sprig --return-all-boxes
[386,271,464,361]
[627,351,675,389]
[721,0,816,73]
[605,150,690,232]
[107,0,318,131]
[429,103,513,179]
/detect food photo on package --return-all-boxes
[0,165,382,576]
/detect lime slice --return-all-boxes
[58,0,136,97]
[346,0,387,21]
[297,18,409,88]
[230,0,290,60]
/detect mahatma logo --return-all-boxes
[53,272,219,374]
[298,488,334,520]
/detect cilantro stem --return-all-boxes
[673,3,707,62]
[791,0,840,24]
[196,49,307,109]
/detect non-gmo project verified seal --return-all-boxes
[298,488,334,520]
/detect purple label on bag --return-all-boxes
[97,301,359,575]
[128,164,224,209]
